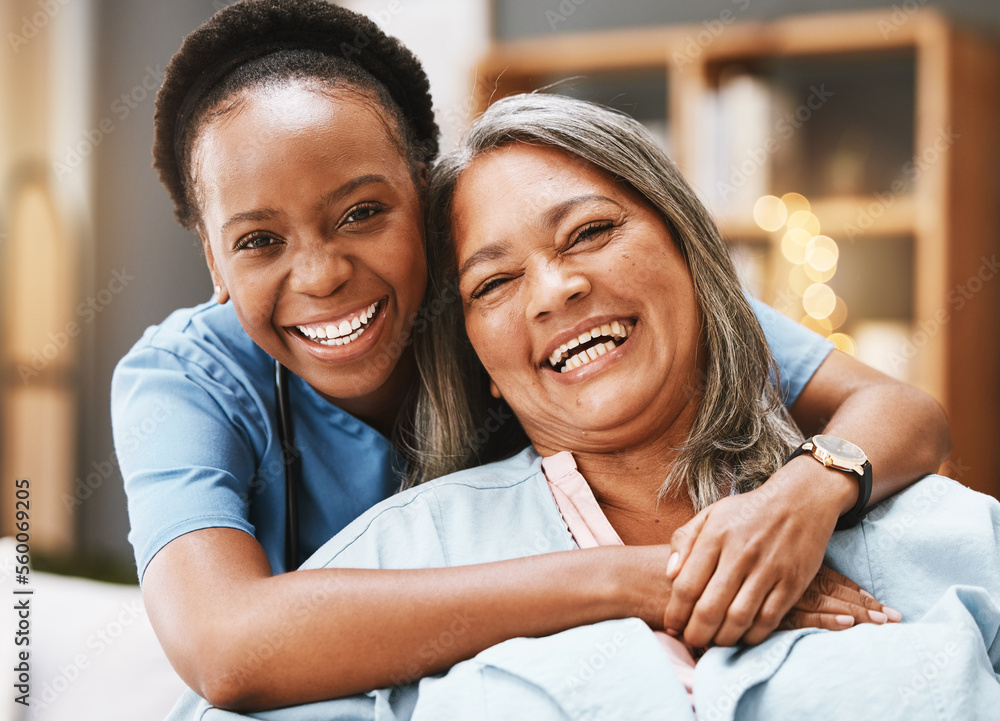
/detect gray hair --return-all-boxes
[406,93,801,509]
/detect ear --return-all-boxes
[200,229,229,304]
[489,378,502,399]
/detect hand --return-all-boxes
[782,564,902,631]
[662,458,851,647]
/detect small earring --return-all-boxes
[214,285,222,296]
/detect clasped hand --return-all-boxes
[660,471,900,648]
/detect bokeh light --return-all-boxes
[780,192,810,215]
[803,283,837,319]
[753,195,788,232]
[788,264,812,295]
[781,228,812,264]
[827,332,857,355]
[786,210,821,236]
[827,296,848,330]
[806,235,839,271]
[804,261,837,283]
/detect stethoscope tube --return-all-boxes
[274,360,299,571]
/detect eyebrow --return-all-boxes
[220,174,391,233]
[458,240,512,282]
[542,194,622,228]
[457,194,623,281]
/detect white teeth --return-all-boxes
[549,320,633,371]
[315,326,366,347]
[297,301,379,344]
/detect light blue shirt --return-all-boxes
[112,297,831,580]
[167,449,1000,720]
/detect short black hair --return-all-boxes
[153,0,439,230]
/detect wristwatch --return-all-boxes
[786,435,872,530]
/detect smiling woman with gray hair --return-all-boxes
[422,92,801,511]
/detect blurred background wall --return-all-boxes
[1,0,998,579]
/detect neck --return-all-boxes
[574,431,697,545]
[535,393,702,545]
[320,346,417,439]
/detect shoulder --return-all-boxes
[302,448,574,569]
[112,301,272,413]
[116,301,267,378]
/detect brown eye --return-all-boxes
[471,276,512,300]
[235,232,279,251]
[342,202,383,225]
[572,221,613,246]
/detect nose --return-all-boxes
[287,240,353,297]
[525,257,591,320]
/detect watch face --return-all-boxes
[813,434,867,464]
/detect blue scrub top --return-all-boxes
[112,298,831,581]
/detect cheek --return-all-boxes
[387,246,427,310]
[466,305,528,382]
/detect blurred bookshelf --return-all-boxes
[476,9,1000,497]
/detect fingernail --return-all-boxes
[835,614,855,627]
[868,610,888,624]
[665,628,679,637]
[883,606,903,622]
[666,552,680,577]
[859,589,876,600]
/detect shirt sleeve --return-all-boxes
[748,296,834,408]
[112,343,262,583]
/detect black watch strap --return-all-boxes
[786,441,873,530]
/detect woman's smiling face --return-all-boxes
[193,81,427,405]
[451,144,704,454]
